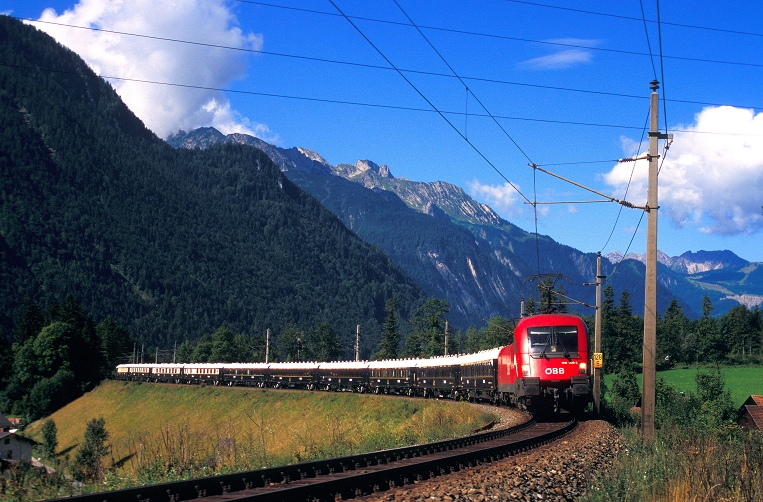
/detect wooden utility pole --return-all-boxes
[594,252,603,416]
[265,328,270,364]
[642,79,661,441]
[355,325,360,362]
[444,320,449,356]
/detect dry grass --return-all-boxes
[23,380,495,488]
[582,426,763,502]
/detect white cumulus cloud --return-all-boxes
[466,179,526,217]
[30,0,275,140]
[604,106,763,236]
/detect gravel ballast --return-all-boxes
[358,419,623,502]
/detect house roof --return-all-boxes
[741,405,763,430]
[0,430,38,445]
[743,395,763,406]
[0,412,13,429]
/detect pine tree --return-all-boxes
[41,419,58,460]
[13,296,44,345]
[309,322,341,362]
[537,277,558,314]
[697,295,720,362]
[374,298,400,360]
[556,284,568,313]
[525,297,536,316]
[74,417,109,481]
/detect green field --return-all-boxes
[604,365,763,407]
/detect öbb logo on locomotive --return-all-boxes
[117,314,592,414]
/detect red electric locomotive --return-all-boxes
[497,313,591,414]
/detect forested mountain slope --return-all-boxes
[0,16,426,353]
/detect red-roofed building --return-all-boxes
[738,395,763,431]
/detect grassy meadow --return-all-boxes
[20,380,495,493]
[603,365,763,406]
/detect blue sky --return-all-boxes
[3,0,762,262]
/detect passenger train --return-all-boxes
[116,314,591,414]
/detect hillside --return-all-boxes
[170,128,700,322]
[24,381,495,476]
[0,16,426,353]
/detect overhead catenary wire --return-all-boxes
[230,1,763,69]
[656,0,669,136]
[639,0,658,80]
[18,17,763,111]
[5,61,759,145]
[325,0,533,206]
[391,0,542,275]
[600,108,652,252]
[606,109,674,285]
[391,0,535,165]
[501,0,763,38]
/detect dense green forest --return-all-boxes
[0,16,427,356]
[0,296,133,423]
[584,289,762,374]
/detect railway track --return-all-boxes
[53,417,576,502]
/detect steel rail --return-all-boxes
[51,418,576,502]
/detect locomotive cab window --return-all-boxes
[528,326,579,357]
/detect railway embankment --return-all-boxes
[19,380,501,496]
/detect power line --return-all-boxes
[501,0,763,39]
[600,108,651,253]
[391,0,535,165]
[326,0,533,205]
[4,62,760,139]
[605,211,645,283]
[19,17,763,111]
[231,2,763,69]
[391,0,545,273]
[639,0,658,80]
[656,0,669,136]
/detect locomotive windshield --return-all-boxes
[527,326,579,357]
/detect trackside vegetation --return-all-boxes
[3,381,496,500]
[582,369,763,501]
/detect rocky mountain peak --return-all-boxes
[297,147,330,166]
[353,159,394,178]
[605,249,747,274]
[167,127,225,149]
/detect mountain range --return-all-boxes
[168,127,763,322]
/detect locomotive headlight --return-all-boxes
[578,362,587,374]
[522,364,530,376]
